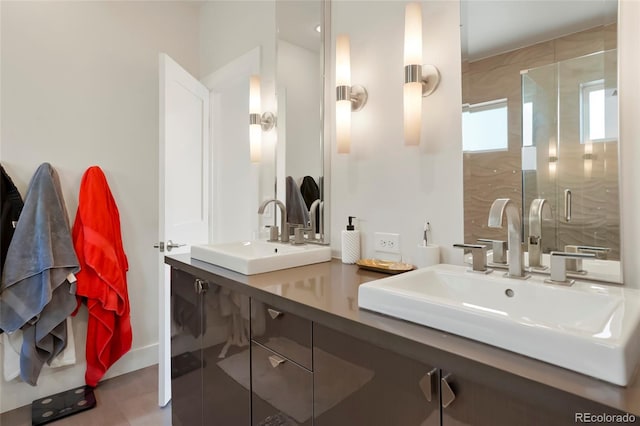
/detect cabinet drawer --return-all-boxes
[251,302,312,370]
[251,343,313,426]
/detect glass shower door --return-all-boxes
[522,49,620,260]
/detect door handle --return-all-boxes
[268,355,286,368]
[154,240,186,252]
[441,374,456,408]
[166,240,186,252]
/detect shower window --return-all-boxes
[462,99,508,152]
[580,79,618,144]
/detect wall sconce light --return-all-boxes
[404,2,440,146]
[336,34,368,154]
[249,75,275,163]
[583,142,594,178]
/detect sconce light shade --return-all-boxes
[249,75,275,163]
[336,34,351,87]
[403,2,440,146]
[335,34,368,154]
[249,75,262,162]
[336,35,352,154]
[404,3,422,68]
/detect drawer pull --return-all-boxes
[268,355,286,368]
[441,374,456,408]
[267,308,283,319]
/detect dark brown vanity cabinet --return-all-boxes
[313,324,441,426]
[440,372,634,426]
[170,268,251,426]
[251,303,313,370]
[251,343,313,426]
[312,324,634,426]
[250,301,314,425]
[169,265,635,426]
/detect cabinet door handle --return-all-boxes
[267,308,283,319]
[441,374,456,408]
[268,355,286,368]
[419,368,438,402]
[194,279,209,294]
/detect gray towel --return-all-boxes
[0,163,79,385]
[285,176,309,227]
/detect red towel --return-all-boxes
[72,166,132,387]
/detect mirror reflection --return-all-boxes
[461,0,620,282]
[275,0,326,242]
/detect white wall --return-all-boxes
[279,40,323,183]
[0,1,199,412]
[619,0,640,289]
[330,1,464,265]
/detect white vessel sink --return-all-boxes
[358,264,640,386]
[190,240,331,275]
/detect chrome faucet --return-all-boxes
[528,198,552,269]
[488,198,527,279]
[453,243,491,273]
[308,199,322,238]
[258,199,289,243]
[545,251,595,285]
[564,245,611,273]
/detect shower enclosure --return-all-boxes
[521,49,620,260]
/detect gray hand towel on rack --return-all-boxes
[286,176,309,227]
[0,163,79,385]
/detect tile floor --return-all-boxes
[0,365,171,426]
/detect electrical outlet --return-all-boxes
[374,232,400,254]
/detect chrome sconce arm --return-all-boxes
[249,111,276,132]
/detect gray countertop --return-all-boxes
[165,254,640,416]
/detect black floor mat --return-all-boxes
[31,385,96,426]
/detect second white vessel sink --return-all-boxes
[190,240,331,275]
[358,264,640,386]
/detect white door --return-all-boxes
[158,53,210,407]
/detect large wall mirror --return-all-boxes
[275,0,327,243]
[197,0,328,244]
[461,0,621,283]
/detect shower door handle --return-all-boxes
[564,189,572,222]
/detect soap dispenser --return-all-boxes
[341,216,360,264]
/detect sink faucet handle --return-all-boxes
[546,251,596,285]
[565,245,611,259]
[453,243,492,274]
[266,225,280,242]
[563,245,611,273]
[292,226,313,245]
[477,239,508,264]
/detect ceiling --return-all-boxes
[277,0,322,52]
[461,0,617,62]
